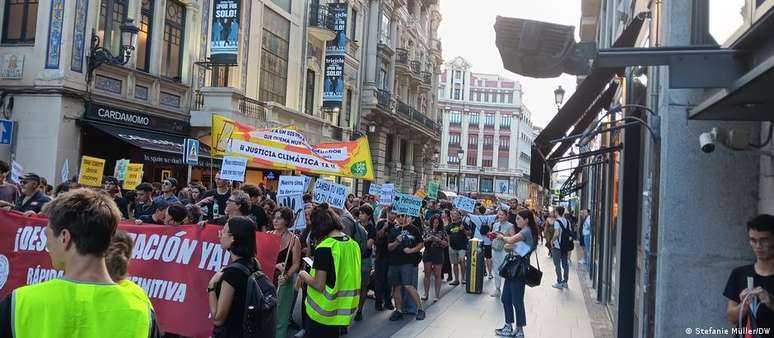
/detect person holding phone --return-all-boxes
[724,214,774,333]
[489,208,515,297]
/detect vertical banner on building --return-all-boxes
[323,2,347,109]
[210,0,241,64]
[78,156,106,187]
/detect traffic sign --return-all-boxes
[0,119,14,145]
[183,138,199,166]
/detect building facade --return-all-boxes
[0,0,433,192]
[433,56,534,200]
[356,0,443,194]
[529,0,774,337]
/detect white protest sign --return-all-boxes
[312,180,347,209]
[301,175,312,192]
[60,159,70,183]
[369,183,382,196]
[219,156,248,182]
[454,195,476,213]
[392,193,423,217]
[379,183,395,205]
[278,176,307,196]
[114,159,130,181]
[10,160,22,184]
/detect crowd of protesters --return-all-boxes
[0,157,601,338]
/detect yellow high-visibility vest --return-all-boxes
[13,278,153,338]
[305,236,361,326]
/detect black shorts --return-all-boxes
[388,264,418,287]
[483,245,492,259]
[422,247,444,265]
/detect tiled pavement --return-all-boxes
[390,245,597,338]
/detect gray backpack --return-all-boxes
[341,213,368,257]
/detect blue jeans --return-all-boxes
[583,234,591,264]
[501,276,526,327]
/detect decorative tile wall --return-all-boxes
[70,0,89,72]
[160,92,181,108]
[45,0,66,69]
[95,75,122,94]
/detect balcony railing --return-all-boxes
[239,95,267,121]
[421,71,432,86]
[397,101,412,119]
[396,48,409,66]
[410,61,421,74]
[309,3,334,30]
[396,100,439,132]
[376,89,392,110]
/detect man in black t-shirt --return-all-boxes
[387,214,425,322]
[446,209,471,286]
[374,207,397,311]
[724,214,774,334]
[198,174,231,221]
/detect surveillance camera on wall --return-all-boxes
[699,128,717,153]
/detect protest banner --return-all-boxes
[454,195,476,213]
[114,159,130,181]
[393,193,422,217]
[277,193,305,229]
[278,175,307,196]
[123,163,144,190]
[379,183,395,205]
[427,181,439,199]
[10,160,22,184]
[0,210,281,338]
[219,156,248,182]
[60,159,69,184]
[312,180,347,209]
[211,114,374,180]
[78,156,105,187]
[368,183,381,197]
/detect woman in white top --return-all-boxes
[489,208,515,297]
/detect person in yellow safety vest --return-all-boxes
[0,189,161,338]
[298,203,361,338]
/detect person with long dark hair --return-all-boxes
[494,209,539,338]
[298,204,361,338]
[208,216,275,338]
[422,215,448,302]
[270,208,301,338]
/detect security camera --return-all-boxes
[700,128,718,153]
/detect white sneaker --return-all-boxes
[294,329,306,338]
[495,324,516,337]
[552,282,564,289]
[490,288,501,297]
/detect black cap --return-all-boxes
[165,177,178,189]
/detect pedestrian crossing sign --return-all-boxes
[183,138,199,166]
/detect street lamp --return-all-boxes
[554,85,565,110]
[87,18,139,85]
[367,121,377,133]
[456,149,464,194]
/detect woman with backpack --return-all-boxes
[298,204,361,338]
[494,209,539,338]
[270,208,302,338]
[208,216,276,338]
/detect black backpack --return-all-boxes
[557,218,575,253]
[229,262,278,338]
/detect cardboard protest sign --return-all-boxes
[379,183,395,205]
[312,180,347,209]
[278,175,307,196]
[123,163,144,190]
[454,195,476,213]
[368,183,381,196]
[78,156,106,187]
[393,193,422,217]
[219,156,248,182]
[427,181,439,199]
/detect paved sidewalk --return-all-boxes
[391,245,595,338]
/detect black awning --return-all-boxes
[688,51,774,120]
[546,80,619,163]
[526,15,644,188]
[533,15,643,156]
[86,121,213,158]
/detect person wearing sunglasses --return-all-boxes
[200,190,252,227]
[13,173,51,215]
[154,178,181,205]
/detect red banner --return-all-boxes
[0,210,281,338]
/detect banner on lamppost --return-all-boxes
[322,2,347,109]
[210,0,241,64]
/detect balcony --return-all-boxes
[190,87,267,127]
[395,48,409,73]
[308,3,336,41]
[421,71,433,89]
[430,38,443,59]
[410,61,421,74]
[376,89,393,111]
[396,100,440,135]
